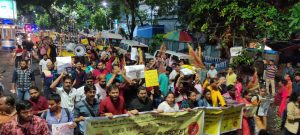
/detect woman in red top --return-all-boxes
[14,45,23,68]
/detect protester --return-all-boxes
[285,74,293,97]
[0,95,17,128]
[158,67,169,97]
[206,78,226,107]
[13,45,23,68]
[39,55,52,73]
[74,85,100,135]
[235,77,243,101]
[42,61,58,99]
[292,73,300,93]
[50,72,80,111]
[157,92,179,113]
[11,60,35,100]
[247,67,260,92]
[218,76,227,94]
[276,79,289,118]
[28,86,48,115]
[282,62,294,77]
[99,85,138,117]
[207,64,218,79]
[41,94,76,134]
[238,90,255,135]
[85,61,96,73]
[222,85,238,105]
[94,75,107,100]
[198,89,213,107]
[284,91,300,135]
[0,100,50,135]
[226,67,237,86]
[92,61,109,81]
[128,86,154,112]
[72,60,87,89]
[253,88,268,131]
[265,60,277,96]
[169,63,180,92]
[180,90,198,109]
[174,74,188,106]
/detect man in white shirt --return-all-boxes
[50,72,79,112]
[207,64,218,79]
[39,55,52,73]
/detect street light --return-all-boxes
[102,1,107,7]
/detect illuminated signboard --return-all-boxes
[0,0,17,19]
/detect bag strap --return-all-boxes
[64,108,71,121]
[41,110,48,120]
[82,100,96,117]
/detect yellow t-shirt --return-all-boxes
[226,73,237,86]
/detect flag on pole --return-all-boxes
[188,44,205,69]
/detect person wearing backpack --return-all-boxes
[41,94,76,135]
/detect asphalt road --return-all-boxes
[0,50,42,96]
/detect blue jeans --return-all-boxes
[17,88,30,100]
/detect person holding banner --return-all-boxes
[157,92,179,113]
[99,85,138,117]
[41,94,77,135]
[180,91,198,109]
[198,89,213,107]
[128,86,154,112]
[0,100,50,135]
[74,85,100,135]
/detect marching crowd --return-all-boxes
[0,37,300,135]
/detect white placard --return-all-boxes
[124,65,145,79]
[130,47,138,61]
[180,68,195,75]
[230,47,243,56]
[56,57,72,74]
[52,122,74,135]
[257,98,273,116]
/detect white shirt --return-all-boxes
[207,69,218,78]
[169,70,178,89]
[56,87,80,112]
[157,101,179,113]
[39,59,51,71]
[75,84,107,102]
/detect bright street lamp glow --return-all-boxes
[102,1,107,7]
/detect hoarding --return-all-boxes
[0,0,17,19]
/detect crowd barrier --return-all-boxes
[84,105,243,135]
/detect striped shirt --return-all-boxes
[266,65,277,79]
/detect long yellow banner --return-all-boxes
[85,105,243,135]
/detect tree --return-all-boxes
[183,0,292,58]
[91,8,111,30]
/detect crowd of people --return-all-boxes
[0,36,300,135]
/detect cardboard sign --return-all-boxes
[56,57,72,74]
[145,70,159,87]
[125,65,145,79]
[230,47,243,56]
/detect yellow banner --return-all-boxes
[204,108,223,135]
[86,111,204,135]
[144,70,159,87]
[85,106,243,135]
[220,106,243,133]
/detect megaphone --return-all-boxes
[74,44,86,56]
